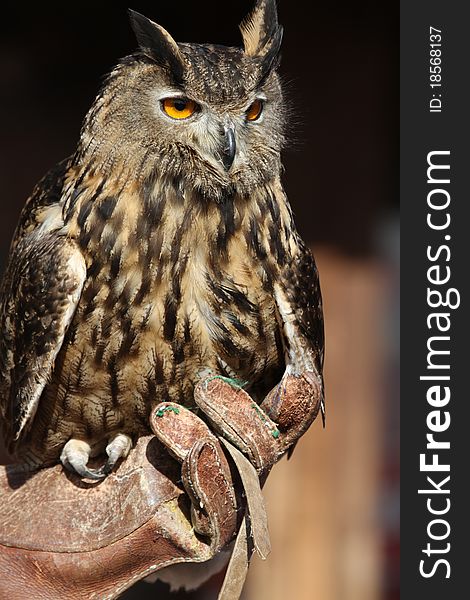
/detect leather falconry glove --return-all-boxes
[0,370,321,600]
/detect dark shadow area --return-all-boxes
[122,572,223,600]
[4,463,37,490]
[145,436,184,490]
[5,455,120,490]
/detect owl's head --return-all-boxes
[77,0,285,199]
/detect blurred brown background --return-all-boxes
[0,2,399,598]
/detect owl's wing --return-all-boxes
[275,238,325,421]
[0,162,86,452]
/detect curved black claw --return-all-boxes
[100,457,118,476]
[62,458,106,481]
[102,433,133,474]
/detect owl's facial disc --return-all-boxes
[159,95,236,171]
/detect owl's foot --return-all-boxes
[102,433,133,475]
[60,439,105,480]
[60,434,133,480]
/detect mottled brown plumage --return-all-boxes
[0,0,324,478]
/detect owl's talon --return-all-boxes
[102,433,133,474]
[60,434,133,479]
[60,439,106,480]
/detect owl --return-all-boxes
[0,0,324,480]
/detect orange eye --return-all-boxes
[162,97,198,120]
[246,99,264,121]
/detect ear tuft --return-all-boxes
[240,0,281,57]
[128,9,185,83]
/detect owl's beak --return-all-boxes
[221,126,236,171]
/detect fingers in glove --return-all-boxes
[261,370,323,452]
[150,402,215,462]
[195,371,322,471]
[194,378,282,471]
[182,439,238,552]
[150,402,238,551]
